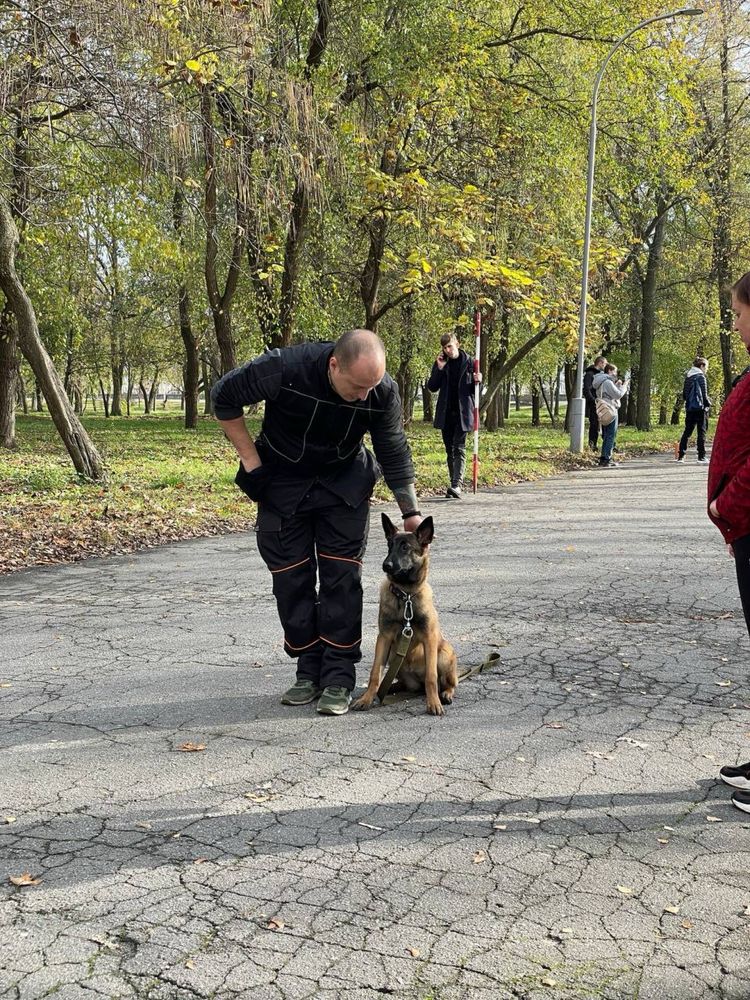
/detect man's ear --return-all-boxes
[414,517,434,548]
[381,512,398,540]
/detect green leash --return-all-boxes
[379,649,502,705]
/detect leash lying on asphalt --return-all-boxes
[378,649,502,705]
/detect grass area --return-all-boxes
[0,405,679,572]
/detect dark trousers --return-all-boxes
[679,408,707,460]
[733,534,750,639]
[255,485,370,690]
[441,417,467,488]
[586,404,600,449]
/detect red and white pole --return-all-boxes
[472,308,481,495]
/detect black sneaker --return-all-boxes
[446,486,462,499]
[719,761,750,790]
[731,789,750,813]
[280,679,321,706]
[317,686,351,715]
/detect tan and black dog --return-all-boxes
[352,513,458,716]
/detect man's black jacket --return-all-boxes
[426,349,476,432]
[583,364,599,408]
[211,342,414,514]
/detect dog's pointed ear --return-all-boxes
[381,512,398,540]
[414,516,434,548]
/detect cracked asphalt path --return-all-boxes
[2,454,750,1000]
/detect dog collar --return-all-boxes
[389,584,413,603]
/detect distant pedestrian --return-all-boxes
[677,357,711,464]
[583,356,607,451]
[592,364,629,468]
[427,332,481,499]
[708,271,750,812]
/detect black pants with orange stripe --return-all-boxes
[255,484,370,691]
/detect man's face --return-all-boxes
[596,358,607,370]
[329,354,385,402]
[443,338,460,360]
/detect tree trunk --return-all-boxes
[18,370,28,413]
[514,379,521,411]
[0,307,17,447]
[99,378,110,418]
[279,177,309,346]
[172,180,199,429]
[0,196,103,478]
[421,381,433,423]
[202,86,241,375]
[670,394,683,425]
[34,382,43,411]
[658,401,667,425]
[563,361,575,432]
[714,3,734,399]
[395,302,415,425]
[139,381,151,414]
[539,376,556,427]
[531,382,540,426]
[635,198,668,430]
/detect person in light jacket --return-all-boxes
[592,364,629,468]
[677,357,711,464]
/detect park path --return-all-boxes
[2,454,750,1000]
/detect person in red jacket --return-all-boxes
[708,271,750,812]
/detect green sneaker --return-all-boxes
[316,686,352,716]
[280,679,321,706]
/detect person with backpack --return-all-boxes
[677,357,711,464]
[583,356,607,451]
[708,272,750,812]
[592,364,629,468]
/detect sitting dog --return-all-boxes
[352,513,458,716]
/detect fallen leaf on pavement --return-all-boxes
[657,838,669,845]
[545,722,564,729]
[616,885,634,895]
[406,946,420,958]
[706,815,722,823]
[493,824,507,831]
[681,919,694,929]
[715,681,732,687]
[616,737,652,750]
[401,756,416,762]
[473,850,487,864]
[267,918,285,930]
[663,904,680,914]
[9,872,41,886]
[3,816,17,824]
[177,742,206,752]
[185,959,195,969]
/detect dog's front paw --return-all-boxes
[352,695,374,711]
[426,699,445,716]
[440,690,454,705]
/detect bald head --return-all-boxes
[329,329,386,402]
[333,329,385,370]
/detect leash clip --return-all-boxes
[402,595,414,637]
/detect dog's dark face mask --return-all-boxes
[381,513,434,585]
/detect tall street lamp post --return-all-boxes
[568,8,703,453]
